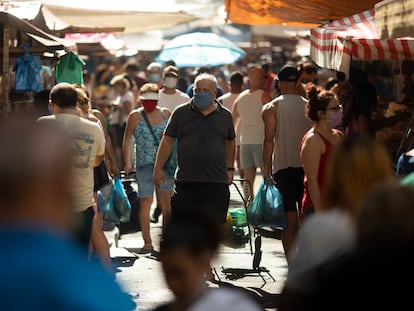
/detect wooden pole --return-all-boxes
[1,23,9,119]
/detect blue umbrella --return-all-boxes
[156,32,246,67]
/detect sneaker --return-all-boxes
[136,246,154,254]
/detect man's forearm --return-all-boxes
[262,140,274,174]
[154,136,174,170]
[225,139,236,168]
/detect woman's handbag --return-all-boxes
[141,110,178,177]
[93,161,111,192]
[247,181,287,228]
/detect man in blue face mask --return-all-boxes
[153,73,236,227]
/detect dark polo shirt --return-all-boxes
[165,99,235,184]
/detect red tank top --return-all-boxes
[301,130,339,212]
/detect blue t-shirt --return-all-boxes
[0,226,136,311]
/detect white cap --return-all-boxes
[139,92,159,100]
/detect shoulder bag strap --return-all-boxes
[140,110,159,146]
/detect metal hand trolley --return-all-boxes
[218,178,276,284]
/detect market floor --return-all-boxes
[105,173,289,310]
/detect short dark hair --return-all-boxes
[50,83,78,108]
[307,87,336,122]
[126,64,139,72]
[160,210,222,257]
[230,71,244,86]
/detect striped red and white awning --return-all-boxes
[310,9,414,74]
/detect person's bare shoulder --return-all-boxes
[160,107,172,118]
[262,98,278,113]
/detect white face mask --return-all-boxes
[164,77,178,89]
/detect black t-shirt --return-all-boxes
[165,100,235,183]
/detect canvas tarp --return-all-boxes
[310,9,414,74]
[375,0,414,39]
[45,5,197,34]
[225,0,382,27]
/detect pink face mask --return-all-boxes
[327,109,343,128]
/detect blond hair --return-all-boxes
[321,136,395,218]
[110,75,131,89]
[140,83,159,94]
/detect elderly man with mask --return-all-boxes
[154,73,236,226]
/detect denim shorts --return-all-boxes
[136,164,174,198]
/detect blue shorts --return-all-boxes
[136,164,174,198]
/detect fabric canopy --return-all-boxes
[45,6,197,34]
[310,9,414,74]
[225,0,381,27]
[375,0,414,39]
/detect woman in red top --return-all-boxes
[300,87,343,216]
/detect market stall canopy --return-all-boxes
[375,0,414,39]
[310,9,414,75]
[225,0,382,27]
[65,33,125,56]
[45,5,197,34]
[0,1,125,34]
[0,11,75,55]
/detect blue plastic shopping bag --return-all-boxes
[99,181,120,224]
[247,181,286,228]
[101,177,131,224]
[15,44,42,92]
[112,177,131,223]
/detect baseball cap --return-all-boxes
[278,65,300,82]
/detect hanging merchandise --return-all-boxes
[55,51,85,85]
[15,43,42,93]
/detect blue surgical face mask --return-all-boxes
[149,73,160,82]
[194,92,213,110]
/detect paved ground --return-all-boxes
[105,174,288,310]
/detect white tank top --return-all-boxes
[236,89,265,144]
[273,94,311,172]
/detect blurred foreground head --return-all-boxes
[0,119,74,229]
[321,136,395,217]
[356,182,414,251]
[159,210,222,301]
